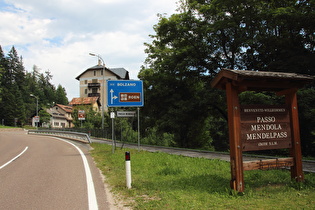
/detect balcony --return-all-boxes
[88,83,101,89]
[88,93,100,97]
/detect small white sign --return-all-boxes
[117,111,136,117]
[110,112,115,119]
[34,116,40,123]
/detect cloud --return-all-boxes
[0,11,52,46]
[0,0,178,100]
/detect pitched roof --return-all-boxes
[75,65,129,80]
[55,104,73,113]
[211,69,314,91]
[69,97,101,106]
[46,109,67,120]
[109,68,130,79]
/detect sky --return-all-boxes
[0,0,179,100]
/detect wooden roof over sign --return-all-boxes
[211,69,314,92]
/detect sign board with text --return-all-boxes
[117,111,136,117]
[107,80,144,107]
[34,116,40,123]
[240,105,291,151]
[78,110,85,120]
[210,69,313,192]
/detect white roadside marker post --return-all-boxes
[125,152,132,189]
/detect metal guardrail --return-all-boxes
[28,130,91,143]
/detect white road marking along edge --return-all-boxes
[53,137,99,210]
[0,146,29,170]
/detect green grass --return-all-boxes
[0,125,34,129]
[91,143,315,209]
[0,125,15,128]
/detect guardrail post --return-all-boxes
[125,152,132,189]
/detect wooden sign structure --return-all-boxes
[211,69,314,192]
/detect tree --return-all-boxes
[0,45,70,126]
[0,67,3,104]
[39,109,51,126]
[184,0,315,73]
[0,46,27,125]
[0,46,4,104]
[139,11,227,148]
[140,0,315,153]
[297,88,315,156]
[37,69,55,105]
[55,84,69,105]
[72,106,103,129]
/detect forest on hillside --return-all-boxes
[0,46,68,126]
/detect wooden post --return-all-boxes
[285,89,304,182]
[226,82,244,192]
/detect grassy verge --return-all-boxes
[91,143,315,209]
[0,125,34,129]
[0,125,14,128]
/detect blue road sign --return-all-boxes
[107,80,144,107]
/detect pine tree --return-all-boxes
[0,46,4,104]
[55,84,68,105]
[0,46,69,126]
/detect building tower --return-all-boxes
[74,61,129,112]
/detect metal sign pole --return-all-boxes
[137,107,140,151]
[106,80,144,152]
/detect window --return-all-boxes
[94,71,96,76]
[85,89,88,94]
[85,80,87,84]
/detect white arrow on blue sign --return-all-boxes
[107,80,144,107]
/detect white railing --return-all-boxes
[28,130,91,143]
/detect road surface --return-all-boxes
[0,130,112,210]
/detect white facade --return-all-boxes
[46,104,73,128]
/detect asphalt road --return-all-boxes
[0,130,111,210]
